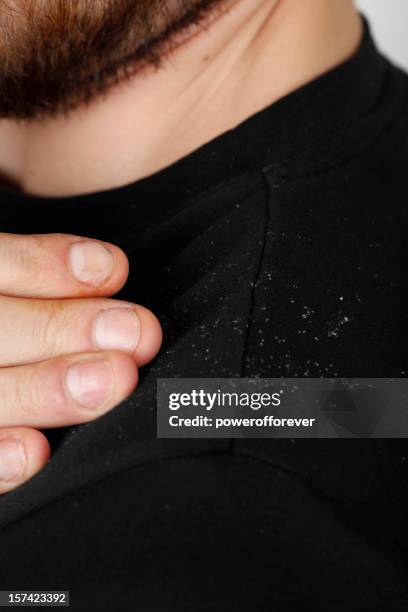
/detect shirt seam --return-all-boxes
[239,169,270,379]
[261,68,408,182]
[0,448,255,532]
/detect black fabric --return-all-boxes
[1,19,408,610]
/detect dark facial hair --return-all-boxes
[0,0,228,120]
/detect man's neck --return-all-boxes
[0,0,362,198]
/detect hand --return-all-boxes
[0,232,162,494]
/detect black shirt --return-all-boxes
[0,20,407,611]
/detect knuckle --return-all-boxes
[14,234,49,284]
[13,366,39,417]
[34,300,68,357]
[11,360,67,420]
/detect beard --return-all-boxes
[0,0,226,120]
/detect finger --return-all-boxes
[0,428,51,495]
[0,297,163,368]
[0,232,129,298]
[0,351,138,428]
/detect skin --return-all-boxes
[0,0,362,493]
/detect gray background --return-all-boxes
[356,0,408,69]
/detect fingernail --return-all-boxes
[0,439,26,482]
[69,241,114,287]
[65,359,114,410]
[93,308,141,353]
